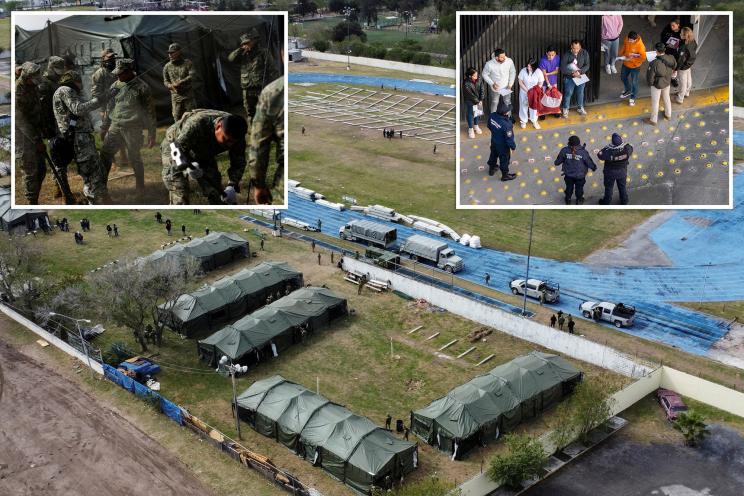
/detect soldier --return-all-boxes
[597,133,633,205]
[15,62,46,204]
[52,71,110,204]
[92,49,117,119]
[100,59,156,194]
[567,315,575,334]
[486,100,517,181]
[550,314,557,328]
[163,43,197,122]
[38,56,66,140]
[161,109,248,205]
[228,28,280,124]
[248,76,283,204]
[558,313,566,331]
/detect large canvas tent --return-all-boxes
[0,188,49,233]
[197,287,347,367]
[157,261,304,338]
[411,352,582,459]
[236,375,418,494]
[14,14,284,123]
[142,232,248,271]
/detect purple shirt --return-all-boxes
[539,55,560,87]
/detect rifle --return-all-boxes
[41,148,77,205]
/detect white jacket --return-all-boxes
[481,56,516,90]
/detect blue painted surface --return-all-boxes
[734,130,743,146]
[288,72,455,96]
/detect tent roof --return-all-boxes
[143,232,247,265]
[0,188,47,227]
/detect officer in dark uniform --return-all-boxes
[554,135,596,204]
[597,133,633,205]
[486,98,517,181]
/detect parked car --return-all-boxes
[657,388,688,421]
[580,301,636,328]
[509,278,560,303]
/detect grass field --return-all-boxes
[679,301,744,323]
[0,17,9,52]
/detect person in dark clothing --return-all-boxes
[550,314,557,328]
[205,227,210,235]
[317,219,322,232]
[311,239,316,252]
[463,67,485,139]
[484,273,491,286]
[317,252,321,265]
[106,224,113,236]
[557,314,565,330]
[385,414,392,430]
[598,133,633,205]
[674,26,697,104]
[645,43,677,126]
[260,238,264,250]
[181,224,186,235]
[404,426,410,440]
[301,126,306,135]
[554,135,597,204]
[155,211,162,223]
[358,274,367,295]
[560,40,590,117]
[165,219,172,235]
[487,100,517,181]
[113,224,119,236]
[660,18,683,60]
[567,315,575,334]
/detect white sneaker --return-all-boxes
[562,109,569,118]
[611,65,618,74]
[533,121,541,129]
[474,125,482,135]
[629,99,636,106]
[520,122,526,129]
[577,107,587,116]
[468,128,475,139]
[605,64,612,75]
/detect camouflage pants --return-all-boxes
[15,138,46,204]
[171,95,196,123]
[160,139,223,205]
[73,133,108,203]
[100,126,144,189]
[242,88,261,125]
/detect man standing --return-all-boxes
[486,100,517,182]
[618,31,646,107]
[597,133,633,205]
[248,76,284,204]
[91,49,117,119]
[38,56,66,141]
[567,316,575,334]
[161,109,248,205]
[15,62,46,204]
[228,28,280,125]
[560,40,590,117]
[557,313,566,331]
[645,43,677,126]
[550,314,557,328]
[163,43,197,122]
[100,59,157,194]
[481,48,515,113]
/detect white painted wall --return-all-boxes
[610,368,663,415]
[661,367,744,418]
[302,50,456,79]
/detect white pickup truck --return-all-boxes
[580,301,636,328]
[509,279,560,303]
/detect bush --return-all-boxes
[103,341,136,366]
[411,52,431,65]
[312,39,330,52]
[487,434,548,489]
[349,40,367,57]
[332,20,366,43]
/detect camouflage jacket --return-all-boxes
[103,77,156,135]
[227,46,279,90]
[163,58,196,102]
[248,77,284,187]
[53,86,102,134]
[38,73,60,139]
[15,79,42,143]
[165,109,247,184]
[91,65,115,102]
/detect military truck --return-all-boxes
[399,234,464,273]
[580,301,636,327]
[365,247,401,269]
[339,219,397,249]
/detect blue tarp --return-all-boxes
[103,364,183,425]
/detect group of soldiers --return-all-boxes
[15,27,283,206]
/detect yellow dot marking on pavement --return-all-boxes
[674,168,681,175]
[558,188,565,193]
[482,176,489,181]
[468,189,475,195]
[657,171,664,177]
[722,161,729,166]
[700,153,707,159]
[507,196,513,202]
[633,154,639,159]
[486,187,493,192]
[521,136,528,142]
[679,145,686,151]
[622,133,628,138]
[637,131,643,136]
[523,193,530,200]
[553,177,560,183]
[601,125,608,131]
[684,156,691,161]
[537,179,543,185]
[489,198,496,204]
[525,147,532,153]
[627,177,632,183]
[587,171,594,177]
[504,184,510,190]
[693,111,701,117]
[668,127,675,132]
[706,163,713,168]
[716,150,723,156]
[476,155,482,160]
[699,121,706,127]
[541,190,547,196]
[636,163,643,169]
[695,143,701,149]
[553,132,560,138]
[520,181,526,188]
[460,157,465,161]
[550,166,556,172]
[684,123,691,129]
[537,135,543,140]
[569,130,576,135]
[533,168,539,174]
[647,151,654,156]
[592,182,598,188]
[470,200,478,205]
[653,129,660,134]
[557,143,563,148]
[669,158,676,164]
[473,145,479,149]
[641,174,649,180]
[590,138,596,143]
[632,121,639,126]
[605,135,611,140]
[541,145,548,150]
[711,140,718,145]
[616,123,623,129]
[464,178,471,185]
[517,171,523,176]
[725,107,729,112]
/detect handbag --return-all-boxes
[541,86,562,109]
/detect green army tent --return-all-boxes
[411,352,582,459]
[235,376,418,494]
[143,232,248,271]
[197,287,347,367]
[157,261,303,338]
[0,188,49,233]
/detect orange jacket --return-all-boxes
[619,35,646,69]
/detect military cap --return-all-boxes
[168,43,182,53]
[59,70,82,85]
[240,28,261,44]
[112,58,135,75]
[20,61,42,79]
[48,55,65,73]
[101,48,117,60]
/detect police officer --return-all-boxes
[163,43,197,122]
[248,76,283,204]
[15,62,46,204]
[161,109,248,205]
[228,28,280,125]
[597,133,633,205]
[486,99,517,181]
[554,135,596,205]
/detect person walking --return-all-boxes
[645,43,677,126]
[557,313,566,331]
[560,40,590,117]
[155,211,162,223]
[260,238,264,250]
[598,133,633,205]
[554,135,597,205]
[484,273,491,286]
[618,31,646,107]
[358,274,367,295]
[181,224,186,236]
[567,316,575,334]
[481,48,516,113]
[113,224,119,237]
[674,27,697,104]
[205,227,210,235]
[317,252,322,265]
[317,219,322,232]
[601,15,624,75]
[385,414,392,430]
[165,219,172,235]
[486,99,517,181]
[463,67,485,139]
[517,58,545,129]
[311,239,316,252]
[550,314,557,328]
[106,224,112,236]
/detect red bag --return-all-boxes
[541,86,562,111]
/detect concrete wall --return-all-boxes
[610,368,663,415]
[343,257,653,378]
[661,366,744,418]
[0,304,103,375]
[303,50,456,79]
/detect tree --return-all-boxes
[0,235,43,312]
[328,0,349,12]
[550,377,615,448]
[487,433,548,489]
[296,0,318,16]
[332,20,366,42]
[673,410,711,447]
[371,475,460,496]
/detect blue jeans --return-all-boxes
[564,176,586,201]
[620,66,640,99]
[466,103,479,128]
[604,37,619,66]
[561,77,585,110]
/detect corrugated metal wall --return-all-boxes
[460,15,603,118]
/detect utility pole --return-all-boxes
[49,312,93,375]
[343,6,354,70]
[522,210,535,316]
[221,356,247,440]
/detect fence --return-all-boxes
[302,50,456,78]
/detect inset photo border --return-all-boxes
[456,11,733,209]
[11,11,288,209]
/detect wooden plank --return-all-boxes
[407,325,423,335]
[457,346,476,358]
[425,332,440,341]
[439,339,458,351]
[477,354,495,366]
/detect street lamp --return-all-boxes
[221,355,248,440]
[343,6,355,70]
[521,210,535,316]
[403,11,410,39]
[49,312,93,373]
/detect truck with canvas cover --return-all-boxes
[399,234,464,273]
[339,219,397,249]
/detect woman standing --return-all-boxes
[554,135,597,205]
[675,27,697,104]
[463,67,485,139]
[601,14,623,75]
[517,58,545,129]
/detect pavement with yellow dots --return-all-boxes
[459,87,731,206]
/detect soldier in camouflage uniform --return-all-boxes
[91,48,117,121]
[163,43,197,122]
[100,59,156,193]
[15,62,46,204]
[227,28,280,125]
[53,71,110,204]
[38,56,66,140]
[161,109,248,205]
[248,76,284,204]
